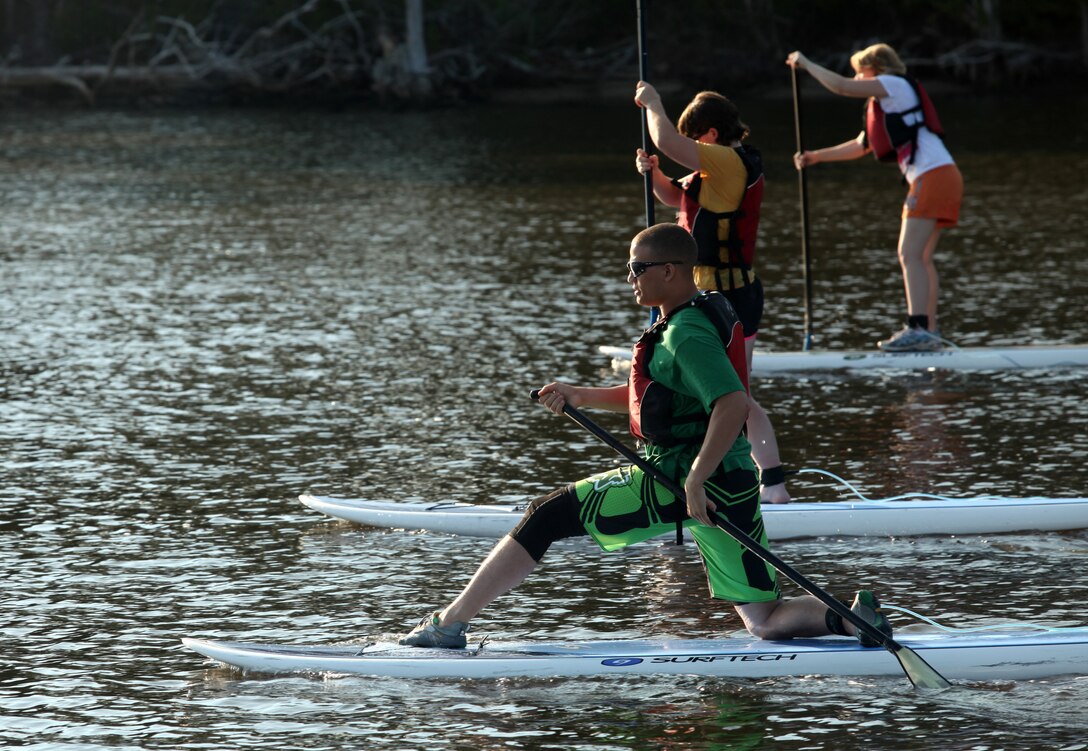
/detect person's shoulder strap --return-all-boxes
[733,144,763,185]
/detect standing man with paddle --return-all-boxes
[632,82,791,505]
[400,224,893,654]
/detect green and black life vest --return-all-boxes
[628,291,749,447]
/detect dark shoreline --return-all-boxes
[0,74,1012,112]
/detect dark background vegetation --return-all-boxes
[1,0,1085,105]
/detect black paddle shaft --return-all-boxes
[528,389,952,689]
[792,65,814,351]
[637,0,655,228]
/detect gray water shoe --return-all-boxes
[878,327,942,352]
[399,611,470,649]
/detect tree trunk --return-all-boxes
[372,0,432,100]
[2,0,14,51]
[404,0,431,97]
[1081,0,1088,70]
[3,0,54,64]
[975,0,1003,40]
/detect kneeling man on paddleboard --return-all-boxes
[401,224,892,650]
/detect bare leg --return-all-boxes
[897,217,940,327]
[436,535,537,626]
[744,337,790,504]
[921,227,942,330]
[735,596,848,640]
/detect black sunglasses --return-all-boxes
[627,260,684,278]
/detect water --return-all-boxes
[1,92,1086,750]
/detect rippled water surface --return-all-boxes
[2,93,1086,750]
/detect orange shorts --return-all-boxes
[903,163,963,228]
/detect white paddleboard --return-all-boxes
[599,344,1088,373]
[299,494,1088,540]
[182,627,1088,681]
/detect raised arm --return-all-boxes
[634,81,700,172]
[786,51,887,99]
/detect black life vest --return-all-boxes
[863,76,944,165]
[672,145,764,290]
[628,291,749,447]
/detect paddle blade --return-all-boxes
[893,644,952,690]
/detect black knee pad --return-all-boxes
[509,485,587,562]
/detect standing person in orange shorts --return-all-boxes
[787,43,964,352]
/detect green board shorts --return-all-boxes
[574,464,780,603]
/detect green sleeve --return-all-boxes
[672,323,745,412]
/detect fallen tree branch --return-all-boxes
[0,68,95,102]
[0,1,384,100]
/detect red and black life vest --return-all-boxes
[671,145,764,291]
[863,76,944,165]
[628,291,749,447]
